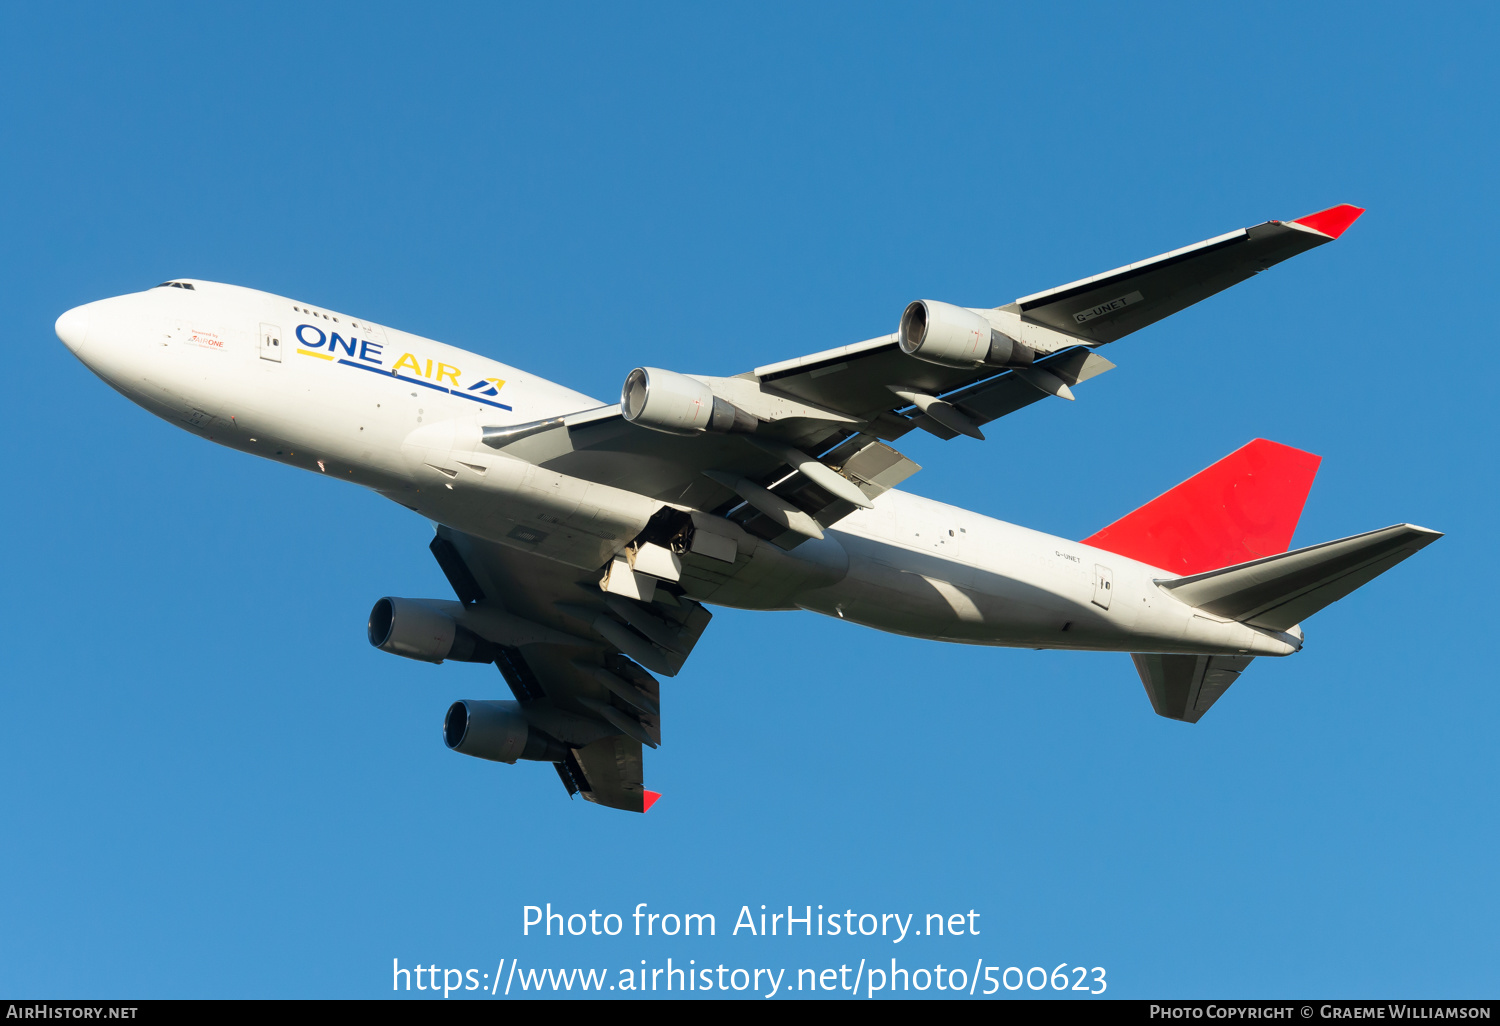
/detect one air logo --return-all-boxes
[392,352,462,385]
[296,324,385,365]
[292,323,513,410]
[467,377,506,397]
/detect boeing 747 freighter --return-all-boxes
[55,204,1438,811]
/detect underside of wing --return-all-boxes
[478,206,1363,551]
[428,526,711,812]
[1007,204,1365,344]
[489,404,926,553]
[465,206,1361,560]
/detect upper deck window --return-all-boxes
[294,305,349,324]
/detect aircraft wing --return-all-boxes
[731,204,1365,430]
[1005,204,1366,344]
[510,344,1114,550]
[430,525,712,813]
[492,204,1363,548]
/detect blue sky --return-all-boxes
[1,2,1494,999]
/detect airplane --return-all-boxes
[54,203,1439,813]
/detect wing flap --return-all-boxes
[570,735,651,812]
[755,335,979,422]
[931,347,1115,430]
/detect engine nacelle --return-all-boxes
[898,299,1036,370]
[367,597,493,664]
[621,367,757,435]
[443,699,568,764]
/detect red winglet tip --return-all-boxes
[643,790,662,813]
[1291,203,1365,239]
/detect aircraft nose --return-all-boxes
[55,304,92,355]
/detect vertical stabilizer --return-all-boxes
[1132,653,1255,723]
[1083,439,1321,575]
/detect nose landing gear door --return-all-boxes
[1093,564,1114,610]
[259,323,282,363]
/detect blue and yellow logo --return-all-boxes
[293,325,512,411]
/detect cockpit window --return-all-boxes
[154,281,196,290]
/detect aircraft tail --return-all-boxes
[1133,524,1441,723]
[1084,438,1322,576]
[1094,442,1441,723]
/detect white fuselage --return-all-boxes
[56,280,1300,660]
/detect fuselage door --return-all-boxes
[259,322,283,363]
[1093,564,1114,609]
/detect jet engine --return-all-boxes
[898,299,1036,370]
[444,699,569,764]
[367,597,494,664]
[621,367,757,435]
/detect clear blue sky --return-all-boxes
[1,1,1493,999]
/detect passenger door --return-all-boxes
[1093,564,1114,610]
[259,322,283,363]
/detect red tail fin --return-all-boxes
[1082,439,1322,575]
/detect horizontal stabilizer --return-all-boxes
[1132,653,1254,723]
[1159,524,1442,631]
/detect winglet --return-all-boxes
[1291,204,1365,239]
[643,790,662,813]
